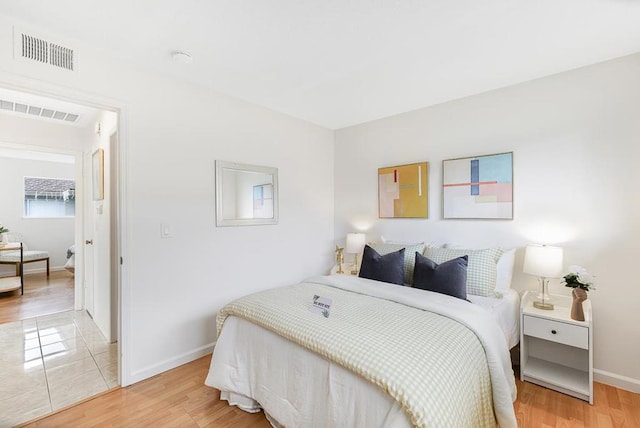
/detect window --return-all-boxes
[24,177,75,218]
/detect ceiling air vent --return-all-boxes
[0,98,80,124]
[49,43,74,71]
[14,26,75,72]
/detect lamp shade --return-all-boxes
[523,245,563,278]
[346,233,366,254]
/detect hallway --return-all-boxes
[0,310,118,427]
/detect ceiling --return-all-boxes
[2,0,640,129]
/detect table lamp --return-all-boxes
[346,233,366,275]
[523,244,563,310]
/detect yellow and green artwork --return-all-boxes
[378,162,428,218]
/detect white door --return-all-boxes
[84,142,112,341]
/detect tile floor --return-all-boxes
[0,310,118,427]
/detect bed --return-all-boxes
[206,272,518,427]
[469,288,520,350]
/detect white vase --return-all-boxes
[0,233,8,246]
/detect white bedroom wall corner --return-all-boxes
[333,52,640,387]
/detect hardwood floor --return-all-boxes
[23,356,270,428]
[0,270,74,324]
[514,378,640,427]
[24,355,640,428]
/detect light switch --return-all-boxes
[161,223,172,238]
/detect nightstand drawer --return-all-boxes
[523,315,588,349]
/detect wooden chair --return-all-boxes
[0,243,24,295]
[0,234,49,276]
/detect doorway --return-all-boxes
[0,146,78,322]
[0,84,123,426]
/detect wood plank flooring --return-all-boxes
[24,355,640,428]
[0,270,74,324]
[514,378,640,427]
[23,355,270,428]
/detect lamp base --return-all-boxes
[533,301,554,310]
[351,254,360,276]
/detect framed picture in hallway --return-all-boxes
[442,152,513,219]
[92,148,104,201]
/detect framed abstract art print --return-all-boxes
[378,162,428,219]
[442,152,513,219]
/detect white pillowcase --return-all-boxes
[495,248,516,296]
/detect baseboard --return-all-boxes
[128,342,215,385]
[25,266,66,275]
[0,266,66,277]
[594,369,640,393]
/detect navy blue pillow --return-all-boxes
[413,252,468,300]
[358,245,405,285]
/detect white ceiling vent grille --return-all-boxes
[14,26,76,72]
[0,98,80,124]
[21,34,49,64]
[49,43,74,70]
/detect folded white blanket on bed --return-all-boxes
[214,275,517,427]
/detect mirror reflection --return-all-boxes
[216,161,279,226]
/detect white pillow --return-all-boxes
[495,248,516,295]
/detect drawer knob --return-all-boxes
[551,330,557,335]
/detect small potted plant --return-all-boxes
[0,223,9,246]
[562,265,595,321]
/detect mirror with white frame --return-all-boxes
[215,160,279,226]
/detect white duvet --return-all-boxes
[206,275,517,427]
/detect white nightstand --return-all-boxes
[520,290,593,404]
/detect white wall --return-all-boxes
[0,155,75,275]
[335,53,640,391]
[0,112,89,152]
[0,15,335,384]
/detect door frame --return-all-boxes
[0,72,131,386]
[82,148,94,318]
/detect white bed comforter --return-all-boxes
[206,275,517,427]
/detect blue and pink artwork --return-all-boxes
[443,152,513,219]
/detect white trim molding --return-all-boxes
[129,342,215,385]
[594,369,640,393]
